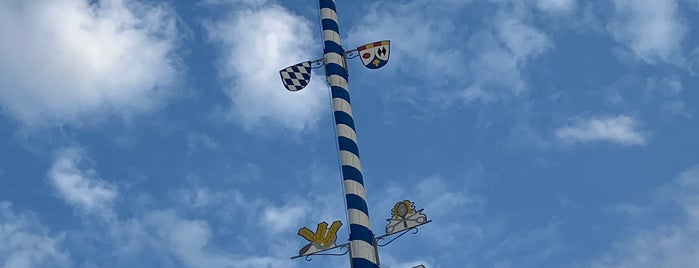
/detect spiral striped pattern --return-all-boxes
[319,0,379,267]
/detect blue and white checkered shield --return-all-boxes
[279,61,312,92]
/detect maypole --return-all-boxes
[280,1,431,267]
[318,0,377,266]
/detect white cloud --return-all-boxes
[206,4,326,133]
[67,184,293,267]
[102,208,290,268]
[0,0,179,127]
[261,201,310,234]
[170,186,267,226]
[555,115,647,146]
[343,0,477,116]
[174,187,239,209]
[0,202,70,268]
[688,0,699,9]
[644,75,688,116]
[372,174,569,267]
[484,221,562,267]
[172,181,344,238]
[39,147,299,267]
[535,0,576,14]
[346,1,555,110]
[47,147,118,217]
[133,210,238,267]
[463,12,552,100]
[498,18,553,61]
[590,166,699,268]
[607,0,686,64]
[646,75,682,97]
[661,101,691,118]
[461,86,497,103]
[187,133,219,152]
[346,0,469,80]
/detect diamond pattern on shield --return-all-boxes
[279,61,312,91]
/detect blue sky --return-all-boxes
[1,0,699,267]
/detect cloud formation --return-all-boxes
[607,0,686,64]
[47,147,118,217]
[461,6,553,103]
[42,151,291,267]
[479,14,552,90]
[347,0,553,108]
[346,0,469,80]
[207,4,326,133]
[0,0,179,127]
[555,115,647,146]
[113,210,244,267]
[0,202,70,268]
[591,166,699,268]
[535,0,576,14]
[261,201,310,234]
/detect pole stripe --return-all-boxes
[328,73,348,85]
[326,58,345,72]
[322,29,341,43]
[325,52,344,64]
[320,7,337,21]
[336,124,358,143]
[340,150,361,168]
[353,258,380,268]
[338,137,359,157]
[342,165,363,184]
[333,111,356,130]
[319,0,378,267]
[321,19,340,33]
[324,43,343,54]
[319,0,336,9]
[333,98,353,114]
[344,179,366,199]
[349,224,374,245]
[348,208,371,228]
[325,42,344,55]
[350,240,378,263]
[332,87,351,103]
[340,152,362,176]
[328,75,348,90]
[326,63,346,77]
[346,194,369,215]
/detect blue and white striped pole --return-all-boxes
[319,0,379,267]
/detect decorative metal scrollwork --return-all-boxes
[345,49,360,59]
[310,58,325,69]
[375,220,431,247]
[291,242,350,261]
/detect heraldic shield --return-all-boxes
[357,40,390,69]
[279,61,312,91]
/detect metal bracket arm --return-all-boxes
[374,220,432,247]
[290,242,350,261]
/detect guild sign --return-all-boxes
[385,200,428,235]
[297,220,343,256]
[357,40,390,69]
[279,61,312,91]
